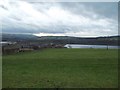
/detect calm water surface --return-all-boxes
[64,44,120,49]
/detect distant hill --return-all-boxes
[2,33,120,46]
[2,33,39,41]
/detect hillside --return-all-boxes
[2,33,120,46]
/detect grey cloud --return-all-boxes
[1,0,118,37]
[58,2,118,19]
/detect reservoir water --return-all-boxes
[64,44,120,49]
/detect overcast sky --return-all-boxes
[0,0,118,37]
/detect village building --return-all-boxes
[2,43,21,54]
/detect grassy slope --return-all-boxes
[2,49,118,88]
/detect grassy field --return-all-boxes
[2,48,118,88]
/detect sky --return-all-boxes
[0,0,118,37]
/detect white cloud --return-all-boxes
[34,33,65,37]
[0,0,118,37]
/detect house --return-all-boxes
[19,44,34,52]
[2,43,21,54]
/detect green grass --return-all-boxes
[2,48,118,88]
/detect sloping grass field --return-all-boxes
[2,49,118,88]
